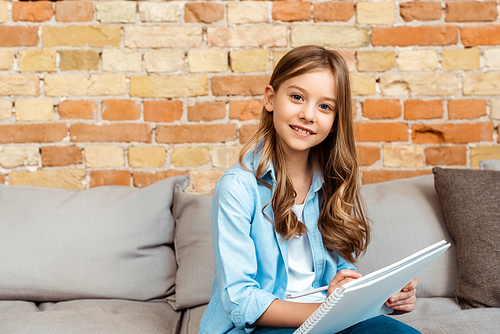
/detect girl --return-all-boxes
[199,45,419,334]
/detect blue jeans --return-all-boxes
[253,315,421,334]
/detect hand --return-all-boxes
[327,269,362,297]
[386,277,419,315]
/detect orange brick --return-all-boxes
[362,99,401,120]
[0,27,39,47]
[424,146,466,165]
[70,123,152,143]
[412,123,494,143]
[229,100,263,120]
[362,170,432,185]
[144,101,183,122]
[446,2,498,22]
[372,26,458,46]
[102,100,141,121]
[354,123,408,142]
[0,173,4,185]
[404,100,443,120]
[0,124,67,143]
[461,26,500,47]
[156,124,237,143]
[41,146,83,167]
[133,170,189,188]
[56,1,94,22]
[13,1,53,22]
[59,100,96,119]
[185,3,224,23]
[212,75,269,96]
[400,2,442,21]
[90,170,131,188]
[356,146,380,166]
[273,1,311,22]
[239,124,259,143]
[188,101,226,122]
[314,2,354,22]
[448,99,487,119]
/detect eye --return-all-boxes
[319,104,332,111]
[291,94,303,101]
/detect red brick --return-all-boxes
[90,170,131,188]
[212,75,269,96]
[185,3,224,23]
[412,123,494,143]
[13,1,53,22]
[314,2,354,22]
[144,101,182,123]
[133,170,189,188]
[400,2,442,21]
[461,26,500,47]
[70,124,152,143]
[356,146,380,166]
[188,101,226,122]
[0,174,4,185]
[446,2,498,22]
[404,100,443,120]
[239,124,259,144]
[362,99,401,120]
[0,124,67,143]
[354,123,408,142]
[0,27,39,47]
[372,26,458,46]
[59,100,96,120]
[362,170,432,185]
[55,1,94,22]
[102,100,141,121]
[41,146,83,167]
[229,100,263,120]
[273,1,311,22]
[424,146,467,165]
[156,124,237,143]
[448,99,487,119]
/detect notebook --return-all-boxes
[293,240,451,334]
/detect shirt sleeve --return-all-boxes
[336,253,357,272]
[211,173,277,331]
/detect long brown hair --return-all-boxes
[239,45,369,263]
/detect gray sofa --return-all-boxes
[0,163,498,333]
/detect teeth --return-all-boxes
[291,126,312,134]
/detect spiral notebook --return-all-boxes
[294,240,451,334]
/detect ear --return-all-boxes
[263,85,275,112]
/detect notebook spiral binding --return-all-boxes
[293,286,346,334]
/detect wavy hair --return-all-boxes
[239,45,370,263]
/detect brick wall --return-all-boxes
[0,0,499,192]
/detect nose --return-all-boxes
[299,103,315,123]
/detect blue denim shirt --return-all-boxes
[199,150,355,334]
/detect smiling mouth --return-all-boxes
[290,125,314,135]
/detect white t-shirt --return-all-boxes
[285,203,326,303]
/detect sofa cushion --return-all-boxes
[433,167,500,309]
[0,176,188,302]
[357,175,458,298]
[0,299,182,334]
[169,186,215,310]
[480,159,500,171]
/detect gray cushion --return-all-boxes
[168,186,215,310]
[358,175,458,298]
[0,299,181,334]
[480,159,500,171]
[433,167,500,309]
[0,176,188,302]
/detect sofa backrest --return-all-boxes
[357,175,458,298]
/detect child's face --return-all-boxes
[264,69,336,158]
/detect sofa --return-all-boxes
[0,162,498,334]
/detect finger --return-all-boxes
[387,302,416,314]
[335,269,362,281]
[388,288,416,304]
[386,295,416,308]
[402,278,419,292]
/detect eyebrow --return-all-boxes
[287,84,336,102]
